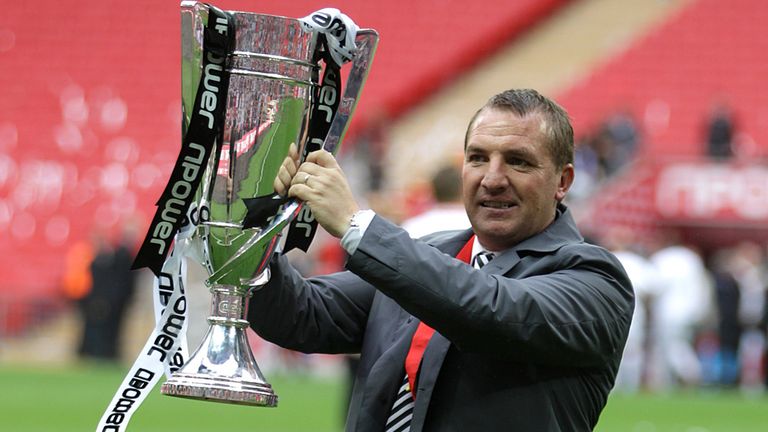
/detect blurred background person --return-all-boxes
[599,109,641,175]
[62,238,94,337]
[704,99,736,160]
[648,235,713,390]
[604,228,661,393]
[401,163,470,238]
[78,228,137,361]
[729,242,767,391]
[569,135,602,202]
[709,248,743,387]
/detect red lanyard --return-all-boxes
[403,235,474,397]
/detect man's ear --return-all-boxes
[555,163,575,202]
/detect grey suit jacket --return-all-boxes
[249,204,634,431]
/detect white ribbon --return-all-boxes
[95,204,203,431]
[299,8,359,66]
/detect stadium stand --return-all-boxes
[558,0,768,158]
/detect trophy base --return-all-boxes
[161,374,278,407]
[160,284,278,407]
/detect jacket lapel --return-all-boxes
[410,332,450,429]
[354,309,419,431]
[480,248,521,275]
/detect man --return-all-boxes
[249,89,634,431]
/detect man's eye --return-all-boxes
[509,158,531,167]
[467,154,485,163]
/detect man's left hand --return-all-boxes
[289,150,360,238]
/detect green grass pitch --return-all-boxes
[1,364,766,431]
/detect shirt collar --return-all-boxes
[472,237,500,261]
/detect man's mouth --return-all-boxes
[481,201,515,209]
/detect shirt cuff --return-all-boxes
[340,209,376,255]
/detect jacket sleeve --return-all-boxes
[346,216,634,367]
[247,253,376,355]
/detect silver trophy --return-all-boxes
[160,1,378,406]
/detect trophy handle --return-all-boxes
[321,29,379,155]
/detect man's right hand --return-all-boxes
[274,143,299,196]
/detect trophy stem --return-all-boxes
[161,284,278,407]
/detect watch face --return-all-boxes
[349,213,360,229]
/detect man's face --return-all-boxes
[462,108,574,251]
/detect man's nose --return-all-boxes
[480,158,508,191]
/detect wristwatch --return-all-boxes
[348,211,362,230]
[341,209,375,254]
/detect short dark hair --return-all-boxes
[464,89,574,169]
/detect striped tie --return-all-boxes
[385,374,414,432]
[471,251,495,269]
